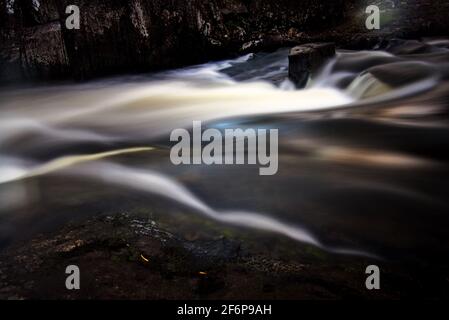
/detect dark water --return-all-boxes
[1,38,449,264]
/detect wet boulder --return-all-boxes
[288,42,335,88]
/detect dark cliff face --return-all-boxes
[0,0,448,83]
[0,0,347,82]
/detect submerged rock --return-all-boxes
[288,43,335,88]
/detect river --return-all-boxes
[1,38,449,265]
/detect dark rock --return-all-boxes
[20,22,69,80]
[17,0,60,27]
[0,34,23,83]
[187,237,241,262]
[0,213,445,299]
[0,0,347,82]
[1,0,449,82]
[288,42,335,88]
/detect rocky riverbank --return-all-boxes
[1,213,448,299]
[1,0,448,83]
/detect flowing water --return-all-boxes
[1,39,449,264]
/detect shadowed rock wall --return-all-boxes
[0,0,448,83]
